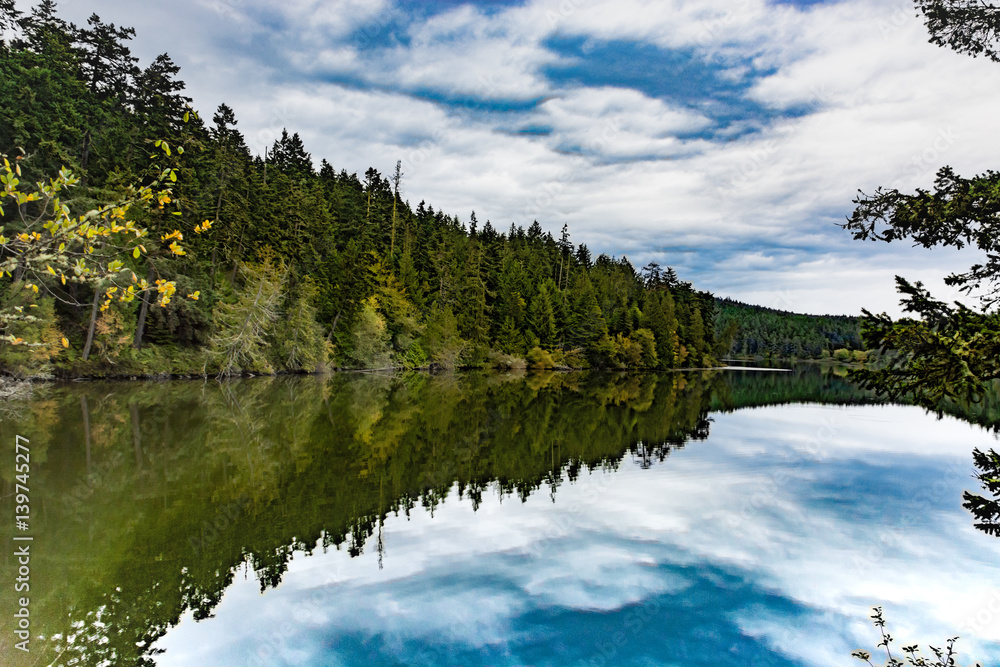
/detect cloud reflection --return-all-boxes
[156,404,1000,666]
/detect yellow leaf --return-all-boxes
[133,247,141,259]
[61,337,69,348]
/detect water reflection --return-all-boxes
[0,367,997,666]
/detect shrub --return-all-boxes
[526,346,556,369]
[487,349,526,371]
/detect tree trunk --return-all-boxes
[326,310,342,342]
[81,287,102,361]
[133,266,156,350]
[390,198,397,258]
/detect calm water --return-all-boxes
[1,368,999,667]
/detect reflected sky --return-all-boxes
[156,403,1000,667]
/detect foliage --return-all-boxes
[915,0,1000,62]
[0,1,728,375]
[422,303,465,369]
[964,447,1000,537]
[526,346,556,369]
[716,297,864,359]
[209,254,286,376]
[275,276,328,371]
[347,296,392,369]
[0,152,188,345]
[852,606,981,667]
[834,348,853,362]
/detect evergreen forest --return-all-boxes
[0,2,726,376]
[714,298,865,360]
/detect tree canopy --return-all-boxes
[844,0,1000,551]
[0,1,722,376]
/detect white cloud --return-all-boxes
[27,0,1000,315]
[534,86,712,158]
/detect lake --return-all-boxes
[2,367,999,666]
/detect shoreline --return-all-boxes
[0,362,757,386]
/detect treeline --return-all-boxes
[0,1,721,376]
[714,298,864,360]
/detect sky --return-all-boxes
[155,403,1000,666]
[33,0,1000,315]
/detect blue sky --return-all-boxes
[38,0,1000,315]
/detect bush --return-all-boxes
[0,294,66,376]
[487,349,526,371]
[561,349,590,369]
[833,348,852,362]
[526,346,556,369]
[403,341,428,369]
[458,342,490,369]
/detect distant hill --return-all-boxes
[714,298,864,359]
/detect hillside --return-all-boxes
[715,298,864,360]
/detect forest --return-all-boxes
[0,1,729,377]
[714,298,865,361]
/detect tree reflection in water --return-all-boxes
[0,366,995,667]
